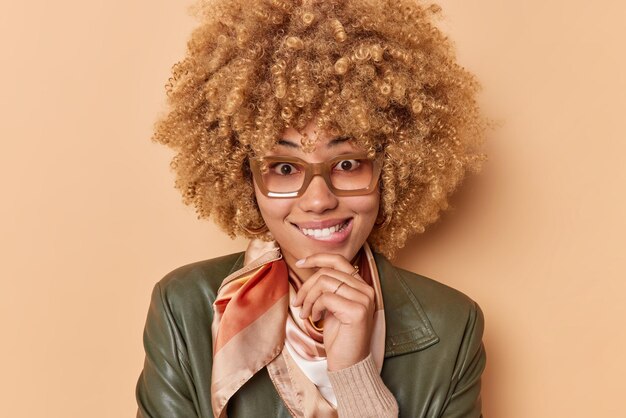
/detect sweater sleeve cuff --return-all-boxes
[327,353,399,418]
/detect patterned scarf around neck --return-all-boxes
[210,240,386,418]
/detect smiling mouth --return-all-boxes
[290,218,352,240]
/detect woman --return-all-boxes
[136,0,487,417]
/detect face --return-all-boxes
[253,120,380,276]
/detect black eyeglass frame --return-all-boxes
[249,152,383,198]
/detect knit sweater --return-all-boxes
[328,353,399,417]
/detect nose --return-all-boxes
[297,174,339,214]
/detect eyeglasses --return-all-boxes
[249,152,382,198]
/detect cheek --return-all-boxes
[254,184,292,225]
[345,193,380,243]
[352,192,380,219]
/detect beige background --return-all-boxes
[1,0,624,417]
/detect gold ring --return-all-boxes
[308,316,324,332]
[351,265,360,277]
[333,281,345,294]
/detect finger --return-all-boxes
[299,274,341,316]
[294,267,369,307]
[300,275,370,319]
[310,292,372,324]
[296,253,359,275]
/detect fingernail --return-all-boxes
[295,259,305,266]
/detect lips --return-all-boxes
[290,218,353,243]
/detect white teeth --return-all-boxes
[299,221,347,237]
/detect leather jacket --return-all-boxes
[136,251,486,418]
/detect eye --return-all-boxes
[333,159,360,171]
[270,162,299,175]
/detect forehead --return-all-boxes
[267,137,363,160]
[276,136,355,150]
[266,125,364,159]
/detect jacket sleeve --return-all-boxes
[441,301,487,418]
[136,282,199,418]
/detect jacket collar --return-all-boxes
[223,248,439,359]
[373,253,439,358]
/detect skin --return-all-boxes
[253,120,380,371]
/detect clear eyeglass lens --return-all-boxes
[261,161,306,193]
[329,158,374,191]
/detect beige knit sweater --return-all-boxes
[327,353,399,418]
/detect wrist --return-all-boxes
[328,353,398,417]
[327,350,370,372]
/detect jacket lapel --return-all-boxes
[373,253,440,358]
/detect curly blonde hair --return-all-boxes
[153,0,487,259]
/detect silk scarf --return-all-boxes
[210,240,386,418]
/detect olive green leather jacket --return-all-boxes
[136,251,486,418]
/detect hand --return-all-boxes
[292,253,376,371]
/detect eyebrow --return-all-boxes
[278,136,351,149]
